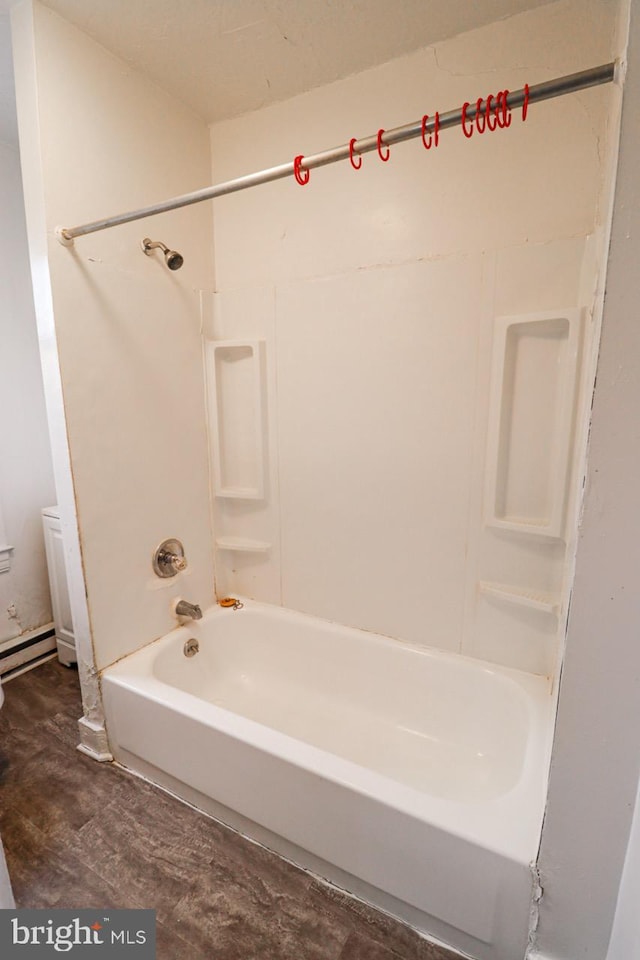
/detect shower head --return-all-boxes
[165,249,184,270]
[141,237,184,270]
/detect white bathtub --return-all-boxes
[102,600,553,960]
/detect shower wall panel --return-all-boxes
[209,0,618,674]
[274,258,480,651]
[15,2,216,671]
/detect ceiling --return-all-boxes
[0,0,559,142]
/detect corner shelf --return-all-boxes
[479,580,560,616]
[215,537,271,553]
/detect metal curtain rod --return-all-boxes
[57,61,617,244]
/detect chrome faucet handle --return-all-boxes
[153,538,188,578]
[167,553,187,572]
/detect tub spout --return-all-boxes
[174,599,203,620]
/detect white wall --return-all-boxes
[12,1,215,676]
[208,0,619,677]
[533,3,640,958]
[0,139,55,645]
[607,773,640,960]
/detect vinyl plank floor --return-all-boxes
[0,661,462,960]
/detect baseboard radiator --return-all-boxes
[0,624,57,681]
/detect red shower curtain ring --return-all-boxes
[496,90,512,128]
[349,138,362,169]
[461,102,473,138]
[486,94,498,132]
[421,115,438,149]
[293,155,310,185]
[432,111,440,147]
[377,129,390,162]
[522,83,530,121]
[475,97,487,134]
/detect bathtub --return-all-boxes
[102,600,553,960]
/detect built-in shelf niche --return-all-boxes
[484,308,581,539]
[215,537,271,553]
[479,580,560,616]
[206,339,265,500]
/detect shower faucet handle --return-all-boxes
[153,538,188,578]
[167,552,187,572]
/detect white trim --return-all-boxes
[11,2,109,763]
[77,716,113,762]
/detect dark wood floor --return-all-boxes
[0,660,461,960]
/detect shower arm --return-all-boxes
[56,61,619,246]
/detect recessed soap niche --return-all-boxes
[475,308,582,656]
[206,339,265,500]
[205,338,273,561]
[484,309,582,540]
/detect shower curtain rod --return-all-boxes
[56,60,618,245]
